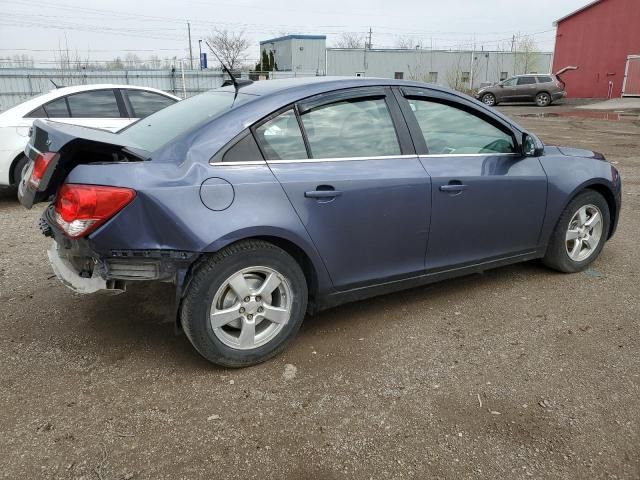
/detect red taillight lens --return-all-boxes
[29,152,58,189]
[54,184,136,238]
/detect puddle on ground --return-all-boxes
[517,110,640,121]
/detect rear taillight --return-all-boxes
[54,184,136,238]
[29,152,58,189]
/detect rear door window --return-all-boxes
[255,109,308,160]
[125,89,176,118]
[43,98,70,118]
[517,76,536,85]
[299,97,401,159]
[66,90,121,118]
[536,76,553,83]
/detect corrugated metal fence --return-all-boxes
[0,68,226,111]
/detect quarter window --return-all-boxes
[536,76,553,83]
[43,97,70,118]
[255,109,308,160]
[300,97,401,159]
[126,90,176,118]
[66,90,120,118]
[407,98,515,155]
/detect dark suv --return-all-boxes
[476,74,566,107]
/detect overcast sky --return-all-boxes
[0,0,589,65]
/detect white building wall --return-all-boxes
[326,49,553,88]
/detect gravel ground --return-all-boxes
[0,104,638,479]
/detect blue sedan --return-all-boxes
[19,77,621,367]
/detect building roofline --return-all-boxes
[553,0,601,25]
[260,34,327,45]
[326,47,553,55]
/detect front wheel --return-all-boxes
[481,93,497,106]
[180,240,308,367]
[543,190,610,273]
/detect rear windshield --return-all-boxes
[118,90,254,151]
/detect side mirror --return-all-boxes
[523,133,544,157]
[498,84,504,88]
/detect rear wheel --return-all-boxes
[481,93,497,106]
[543,190,610,273]
[11,155,29,188]
[180,240,308,367]
[536,92,552,107]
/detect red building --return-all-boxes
[552,0,640,98]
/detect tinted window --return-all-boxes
[502,77,517,86]
[300,97,400,159]
[222,133,264,163]
[517,76,536,85]
[255,110,307,160]
[25,106,47,118]
[126,90,176,118]
[536,76,553,83]
[119,91,253,152]
[407,99,515,154]
[43,98,70,118]
[67,90,120,118]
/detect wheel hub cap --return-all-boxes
[209,266,293,350]
[565,204,603,262]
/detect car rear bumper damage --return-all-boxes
[41,206,198,295]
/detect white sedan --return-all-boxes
[0,84,180,187]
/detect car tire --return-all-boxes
[543,190,610,273]
[180,240,308,367]
[11,155,30,188]
[481,93,496,107]
[535,92,552,107]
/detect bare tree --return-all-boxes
[514,34,539,75]
[395,36,418,50]
[334,33,365,49]
[206,29,250,71]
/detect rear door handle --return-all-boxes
[305,189,342,199]
[439,184,468,192]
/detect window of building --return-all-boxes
[66,90,121,118]
[43,97,70,118]
[428,72,438,83]
[517,76,536,85]
[300,97,401,159]
[500,72,508,81]
[394,72,404,79]
[461,72,470,84]
[406,98,515,155]
[255,109,308,160]
[125,90,176,118]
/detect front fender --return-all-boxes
[539,152,621,246]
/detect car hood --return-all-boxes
[556,146,606,160]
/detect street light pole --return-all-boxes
[198,39,203,70]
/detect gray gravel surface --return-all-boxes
[0,104,638,479]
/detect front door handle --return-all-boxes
[305,187,342,199]
[439,184,468,192]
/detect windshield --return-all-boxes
[119,90,255,151]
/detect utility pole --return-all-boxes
[368,27,373,49]
[187,22,194,70]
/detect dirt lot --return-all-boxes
[0,103,638,479]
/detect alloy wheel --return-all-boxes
[210,266,292,350]
[565,204,604,262]
[537,93,550,107]
[482,94,496,106]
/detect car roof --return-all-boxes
[217,76,456,97]
[0,84,179,120]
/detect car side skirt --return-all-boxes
[314,249,545,313]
